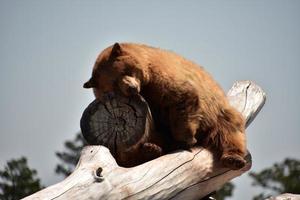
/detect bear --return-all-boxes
[83,42,247,170]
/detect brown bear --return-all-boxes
[83,43,246,169]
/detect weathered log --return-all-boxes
[80,93,157,166]
[267,193,300,200]
[80,93,154,152]
[23,80,266,200]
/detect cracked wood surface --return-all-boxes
[23,80,266,200]
[267,193,300,200]
[80,93,155,165]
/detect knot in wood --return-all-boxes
[94,167,104,182]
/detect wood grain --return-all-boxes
[23,81,266,200]
[80,93,155,162]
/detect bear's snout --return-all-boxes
[118,75,141,96]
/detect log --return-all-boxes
[23,80,266,200]
[267,193,300,200]
[80,93,157,166]
[80,93,154,151]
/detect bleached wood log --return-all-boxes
[23,80,266,200]
[267,193,300,200]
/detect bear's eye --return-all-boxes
[124,68,133,76]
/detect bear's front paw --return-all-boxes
[221,154,246,170]
[141,143,163,160]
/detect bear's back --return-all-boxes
[119,43,227,104]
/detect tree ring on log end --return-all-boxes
[80,93,153,157]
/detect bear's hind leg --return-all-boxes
[167,87,201,148]
[219,133,247,170]
[215,107,247,170]
[169,108,199,148]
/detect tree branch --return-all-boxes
[23,80,266,200]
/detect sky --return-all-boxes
[0,0,299,199]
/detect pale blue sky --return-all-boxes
[0,0,299,199]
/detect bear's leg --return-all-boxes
[168,89,200,148]
[141,142,164,160]
[219,132,246,170]
[118,143,163,167]
[168,109,199,148]
[215,107,247,170]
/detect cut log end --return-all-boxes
[80,93,154,157]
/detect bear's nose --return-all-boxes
[83,82,90,88]
[83,77,96,88]
[128,85,139,95]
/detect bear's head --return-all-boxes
[83,43,145,99]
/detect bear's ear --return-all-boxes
[83,77,96,88]
[110,42,122,58]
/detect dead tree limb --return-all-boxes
[23,80,266,200]
[267,193,300,200]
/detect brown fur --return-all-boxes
[84,43,247,169]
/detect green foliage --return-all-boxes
[214,182,235,200]
[249,158,300,200]
[55,132,87,177]
[0,157,42,200]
